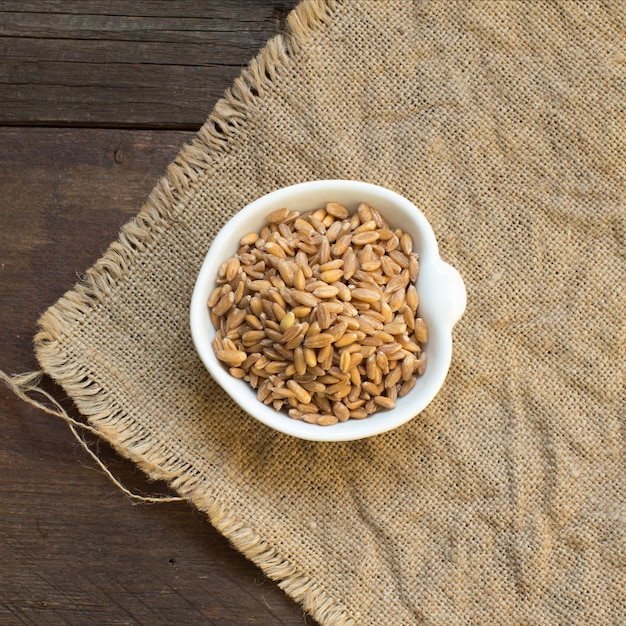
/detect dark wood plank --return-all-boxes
[0,127,315,625]
[0,0,299,129]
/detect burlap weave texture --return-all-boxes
[35,1,626,624]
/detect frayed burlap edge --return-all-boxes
[33,1,355,624]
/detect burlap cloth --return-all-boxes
[34,1,626,624]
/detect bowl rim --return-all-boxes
[190,180,466,441]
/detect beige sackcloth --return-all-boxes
[33,1,626,624]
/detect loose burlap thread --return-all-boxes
[28,1,626,624]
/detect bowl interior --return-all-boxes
[190,180,458,441]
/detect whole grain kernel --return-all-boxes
[274,343,294,361]
[374,330,395,344]
[402,339,421,353]
[381,255,401,277]
[225,257,240,281]
[366,354,379,380]
[333,402,350,422]
[272,301,287,321]
[288,408,304,420]
[376,351,390,374]
[374,395,396,409]
[389,249,410,268]
[326,202,349,219]
[265,360,288,374]
[302,380,326,394]
[318,259,343,271]
[242,330,266,345]
[277,260,294,285]
[349,366,361,386]
[356,202,372,222]
[266,330,286,347]
[208,202,428,425]
[303,346,317,368]
[292,290,319,307]
[334,332,359,348]
[347,383,362,404]
[271,387,295,400]
[265,241,286,259]
[281,322,303,344]
[401,354,417,381]
[388,288,406,312]
[351,288,380,303]
[207,286,223,308]
[332,234,352,257]
[332,281,351,302]
[384,321,407,335]
[214,292,234,316]
[284,333,305,350]
[362,381,381,396]
[354,220,377,234]
[279,311,296,332]
[286,380,312,404]
[400,232,413,255]
[318,345,334,371]
[297,402,319,414]
[308,215,326,233]
[385,366,403,388]
[240,232,259,246]
[313,285,340,299]
[317,414,339,426]
[229,367,246,379]
[386,273,408,293]
[305,320,321,338]
[266,207,291,223]
[406,285,419,311]
[216,349,247,367]
[409,255,419,282]
[294,218,315,234]
[233,281,246,305]
[294,267,306,290]
[369,207,387,229]
[257,380,272,402]
[352,231,380,246]
[319,238,331,265]
[414,318,428,343]
[361,258,382,272]
[301,412,318,424]
[399,376,416,397]
[327,320,348,342]
[292,305,312,318]
[248,279,272,292]
[326,382,351,397]
[319,268,344,283]
[325,219,343,242]
[339,350,352,373]
[402,305,415,329]
[342,253,357,280]
[227,307,245,329]
[293,346,307,376]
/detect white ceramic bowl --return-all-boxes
[190,180,466,441]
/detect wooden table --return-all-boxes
[0,3,320,624]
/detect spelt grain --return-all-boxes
[208,201,428,425]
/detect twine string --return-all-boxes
[1,369,184,504]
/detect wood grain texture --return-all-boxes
[0,0,317,621]
[0,128,313,626]
[0,0,297,128]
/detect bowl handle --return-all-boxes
[428,260,467,327]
